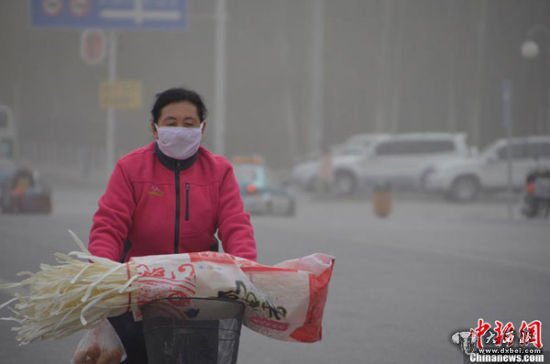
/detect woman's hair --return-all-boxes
[151,87,208,123]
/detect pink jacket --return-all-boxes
[89,142,257,262]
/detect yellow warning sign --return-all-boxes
[99,80,143,110]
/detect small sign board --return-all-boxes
[99,80,143,110]
[80,29,107,65]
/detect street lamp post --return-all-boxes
[214,0,227,156]
[520,24,550,134]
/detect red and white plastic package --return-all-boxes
[130,252,335,342]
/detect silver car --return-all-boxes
[425,136,550,201]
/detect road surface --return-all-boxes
[1,188,548,363]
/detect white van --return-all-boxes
[301,133,470,195]
[349,133,470,193]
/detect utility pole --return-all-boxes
[446,0,458,133]
[388,2,404,133]
[374,0,393,133]
[520,25,550,135]
[214,0,227,155]
[470,0,488,148]
[106,31,117,173]
[309,0,325,151]
[280,0,298,163]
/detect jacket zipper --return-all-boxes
[174,162,181,254]
[185,183,190,221]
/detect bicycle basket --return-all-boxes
[141,297,245,364]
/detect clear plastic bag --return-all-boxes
[71,319,126,364]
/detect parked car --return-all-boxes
[302,132,470,196]
[233,156,295,216]
[0,167,52,214]
[290,133,471,196]
[351,133,471,193]
[289,133,389,192]
[424,136,550,201]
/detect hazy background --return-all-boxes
[1,2,550,363]
[1,0,549,178]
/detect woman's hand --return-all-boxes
[72,343,123,364]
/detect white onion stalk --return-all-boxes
[0,231,137,345]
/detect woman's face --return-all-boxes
[152,101,205,138]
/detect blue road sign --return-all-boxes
[30,0,186,30]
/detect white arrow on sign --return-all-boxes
[99,0,182,24]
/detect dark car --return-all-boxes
[233,157,295,217]
[0,167,52,214]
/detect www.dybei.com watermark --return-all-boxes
[451,319,544,363]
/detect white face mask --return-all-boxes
[155,124,203,160]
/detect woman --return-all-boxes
[75,87,257,364]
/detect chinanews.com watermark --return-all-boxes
[451,319,544,363]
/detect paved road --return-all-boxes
[1,188,548,363]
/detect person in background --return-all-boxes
[10,168,34,212]
[74,87,257,364]
[318,144,334,193]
